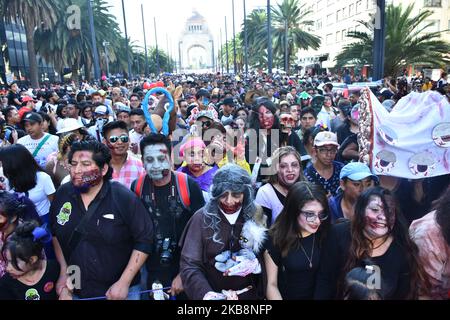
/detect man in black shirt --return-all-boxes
[131,134,205,299]
[7,82,21,108]
[49,140,153,300]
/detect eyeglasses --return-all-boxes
[300,211,329,222]
[109,135,129,144]
[316,147,338,155]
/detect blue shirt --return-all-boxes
[304,161,344,197]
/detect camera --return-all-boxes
[156,237,177,266]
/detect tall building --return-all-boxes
[0,20,55,86]
[297,0,450,75]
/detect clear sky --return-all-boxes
[105,0,282,58]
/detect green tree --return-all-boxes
[272,0,320,73]
[35,0,128,81]
[335,3,450,77]
[2,0,62,87]
[240,8,268,70]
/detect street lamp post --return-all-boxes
[141,4,149,77]
[225,16,229,74]
[243,0,248,77]
[232,0,237,74]
[103,41,110,78]
[220,28,224,74]
[373,0,386,81]
[178,41,183,74]
[284,19,288,73]
[154,17,160,75]
[267,0,273,75]
[121,0,132,79]
[87,0,100,81]
[209,39,215,73]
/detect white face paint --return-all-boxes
[143,144,171,181]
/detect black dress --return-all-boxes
[267,233,320,300]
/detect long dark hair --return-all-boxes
[341,187,429,299]
[0,144,42,192]
[434,185,450,246]
[248,98,280,131]
[2,221,46,272]
[270,181,330,257]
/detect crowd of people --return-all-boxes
[0,70,448,300]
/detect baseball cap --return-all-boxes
[22,112,43,124]
[22,96,36,103]
[115,102,131,114]
[222,97,235,107]
[340,162,379,182]
[314,131,339,147]
[196,110,215,121]
[95,105,109,115]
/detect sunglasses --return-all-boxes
[109,135,129,144]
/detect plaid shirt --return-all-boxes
[112,155,145,189]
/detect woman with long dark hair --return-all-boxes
[410,185,450,299]
[0,145,55,224]
[265,181,330,300]
[315,187,428,300]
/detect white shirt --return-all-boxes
[220,208,242,225]
[17,133,59,167]
[129,129,144,155]
[16,172,55,217]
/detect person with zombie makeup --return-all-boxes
[278,112,308,157]
[102,121,144,189]
[255,147,304,226]
[315,187,429,300]
[177,137,218,196]
[265,182,330,299]
[245,98,284,183]
[130,134,204,300]
[49,140,153,300]
[180,164,267,300]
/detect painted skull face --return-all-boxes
[432,123,450,148]
[279,114,295,133]
[374,150,397,174]
[143,144,172,181]
[378,126,398,146]
[409,152,436,177]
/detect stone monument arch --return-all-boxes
[178,10,214,73]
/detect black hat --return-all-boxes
[222,97,235,107]
[22,112,43,124]
[196,88,210,99]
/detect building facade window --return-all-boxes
[424,0,442,7]
[342,29,347,41]
[336,31,341,42]
[326,33,333,45]
[327,14,334,25]
[425,19,440,32]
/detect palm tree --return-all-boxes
[2,0,62,87]
[335,3,450,77]
[221,36,244,73]
[35,0,126,81]
[272,0,320,73]
[240,9,267,70]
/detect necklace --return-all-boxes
[299,234,315,269]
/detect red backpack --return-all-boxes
[134,172,191,210]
